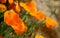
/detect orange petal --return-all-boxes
[35,11,45,21]
[45,17,58,28]
[9,3,20,13]
[4,10,27,34]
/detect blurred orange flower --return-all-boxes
[20,1,37,16]
[0,4,7,12]
[35,34,44,38]
[20,1,45,21]
[35,11,45,21]
[0,0,6,3]
[45,17,58,28]
[4,10,27,34]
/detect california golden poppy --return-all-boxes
[35,11,45,21]
[4,10,27,34]
[0,4,7,12]
[45,17,58,28]
[35,34,44,38]
[20,1,37,16]
[20,1,45,21]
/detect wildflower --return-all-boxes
[35,34,44,38]
[45,17,58,28]
[0,0,6,3]
[4,10,27,34]
[0,4,7,12]
[20,1,37,16]
[35,11,45,21]
[20,1,45,21]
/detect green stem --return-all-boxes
[21,12,29,21]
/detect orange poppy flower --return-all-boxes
[0,36,3,38]
[0,0,6,3]
[20,1,45,21]
[35,11,45,21]
[4,10,27,34]
[20,1,37,16]
[45,17,58,28]
[35,34,44,38]
[0,4,7,12]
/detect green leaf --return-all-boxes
[0,22,7,35]
[21,12,30,21]
[3,27,13,38]
[0,22,13,38]
[0,12,4,22]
